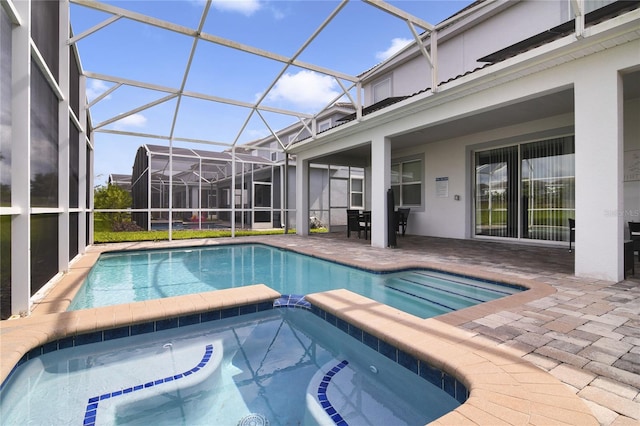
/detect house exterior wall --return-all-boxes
[427,114,576,239]
[364,0,571,105]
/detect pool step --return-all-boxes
[382,271,515,313]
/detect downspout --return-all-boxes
[147,150,151,230]
[169,144,173,241]
[284,157,288,233]
[231,146,236,237]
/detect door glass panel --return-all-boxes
[475,147,518,237]
[254,183,271,208]
[252,182,271,228]
[330,178,348,208]
[521,137,575,241]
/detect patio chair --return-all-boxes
[347,209,365,239]
[629,222,640,261]
[397,208,410,236]
[568,218,575,253]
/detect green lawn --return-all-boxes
[93,218,327,243]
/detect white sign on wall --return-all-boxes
[435,177,449,198]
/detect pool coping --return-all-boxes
[1,238,598,425]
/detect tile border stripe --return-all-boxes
[317,360,350,426]
[82,344,214,426]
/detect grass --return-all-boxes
[94,228,291,243]
[93,218,328,243]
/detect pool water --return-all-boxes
[0,309,460,425]
[69,244,522,318]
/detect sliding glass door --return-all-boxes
[475,136,575,242]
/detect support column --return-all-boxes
[59,0,70,272]
[87,136,94,245]
[370,136,391,248]
[78,74,87,254]
[11,0,31,316]
[574,68,623,281]
[295,156,309,235]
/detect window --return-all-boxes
[350,177,364,209]
[202,188,217,208]
[373,77,391,103]
[391,159,422,207]
[222,188,230,207]
[474,136,575,242]
[318,119,331,132]
[235,188,247,208]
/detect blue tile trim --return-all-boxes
[273,294,311,309]
[317,360,350,426]
[309,305,469,406]
[82,344,214,426]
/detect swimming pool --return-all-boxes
[0,307,461,425]
[69,243,523,318]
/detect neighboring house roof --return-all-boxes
[109,173,131,186]
[142,144,272,165]
[108,174,132,191]
[109,173,131,183]
[242,102,357,149]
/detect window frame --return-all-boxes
[349,176,364,209]
[372,77,391,104]
[391,158,423,208]
[317,118,331,132]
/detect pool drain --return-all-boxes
[238,413,269,426]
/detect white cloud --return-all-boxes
[265,70,340,112]
[86,80,112,103]
[113,113,147,130]
[245,128,270,140]
[375,38,413,62]
[211,0,262,16]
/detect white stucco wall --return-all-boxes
[391,113,575,240]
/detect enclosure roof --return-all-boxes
[68,0,486,175]
[143,144,273,165]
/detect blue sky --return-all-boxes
[70,0,475,184]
